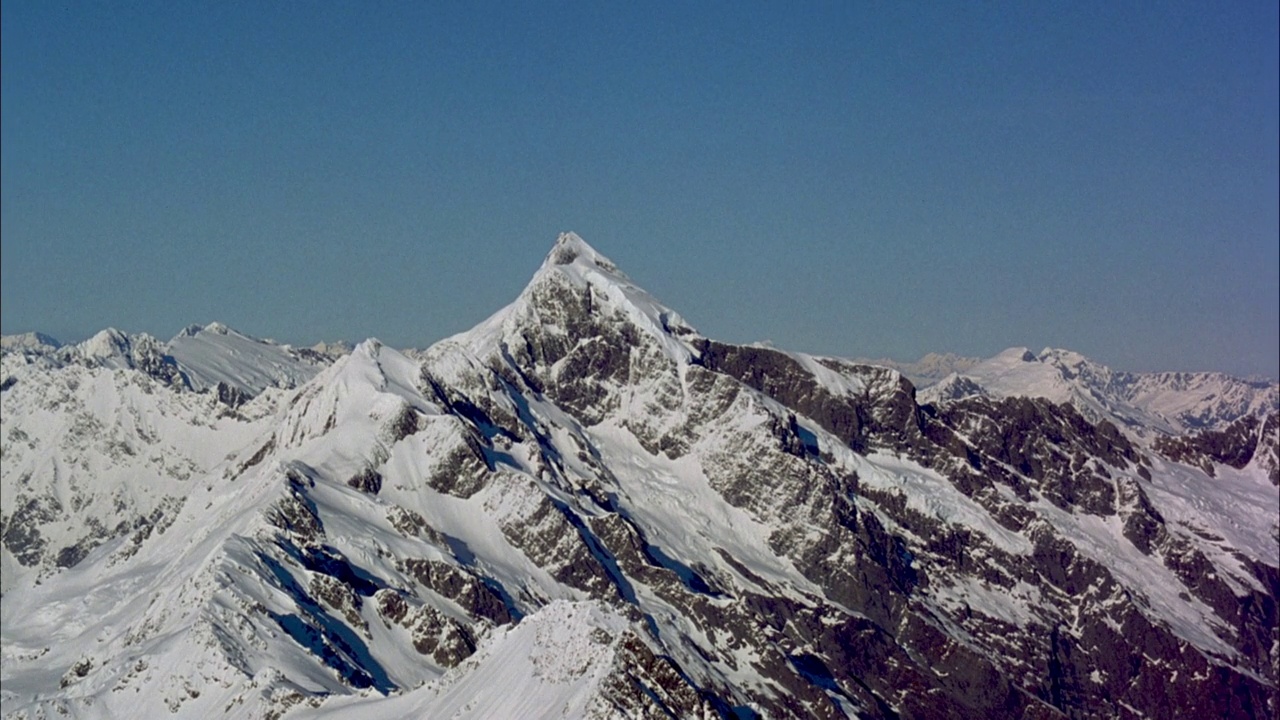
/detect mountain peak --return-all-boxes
[447,232,698,365]
[1038,347,1091,366]
[177,321,237,339]
[80,327,132,357]
[531,233,697,361]
[541,231,621,275]
[999,346,1038,363]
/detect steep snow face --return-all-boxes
[921,346,1279,438]
[2,233,1277,720]
[272,339,444,470]
[2,326,716,719]
[0,341,451,719]
[167,323,330,396]
[76,328,142,368]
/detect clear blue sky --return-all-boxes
[3,1,1277,377]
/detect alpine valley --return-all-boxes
[1,234,1277,719]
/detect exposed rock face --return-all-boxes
[1154,413,1276,482]
[1259,412,1280,486]
[2,233,1276,719]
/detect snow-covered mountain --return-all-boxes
[2,233,1277,719]
[0,333,61,355]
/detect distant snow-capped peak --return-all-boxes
[177,321,235,338]
[0,331,61,353]
[917,345,1278,436]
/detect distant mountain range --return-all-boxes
[1,323,349,401]
[2,233,1276,719]
[851,352,981,385]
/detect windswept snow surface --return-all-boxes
[1142,458,1280,568]
[167,323,328,395]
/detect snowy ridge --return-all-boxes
[1123,370,1278,433]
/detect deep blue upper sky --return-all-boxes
[3,2,1277,377]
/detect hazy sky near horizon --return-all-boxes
[3,2,1277,377]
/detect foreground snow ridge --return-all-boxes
[2,233,1277,720]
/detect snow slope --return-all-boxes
[167,323,330,395]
